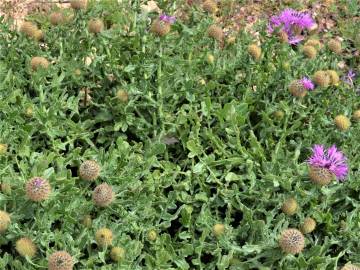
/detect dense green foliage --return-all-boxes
[0,0,359,269]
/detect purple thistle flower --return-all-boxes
[288,36,304,45]
[33,178,43,187]
[342,69,356,87]
[159,14,176,24]
[308,144,348,181]
[268,8,315,45]
[300,77,315,90]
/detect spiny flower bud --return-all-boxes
[0,210,10,233]
[15,237,37,258]
[313,71,330,87]
[92,183,114,207]
[31,57,49,71]
[74,69,81,76]
[308,166,334,186]
[278,30,288,43]
[203,0,218,14]
[281,198,298,215]
[116,90,129,103]
[341,264,360,270]
[110,246,125,262]
[334,115,351,131]
[150,20,171,37]
[26,177,51,202]
[289,80,307,98]
[70,0,87,10]
[95,228,113,247]
[207,25,224,42]
[33,30,44,41]
[328,39,342,54]
[79,160,100,181]
[20,21,38,37]
[303,45,317,59]
[88,19,104,34]
[1,183,11,195]
[282,61,290,70]
[300,217,316,234]
[308,23,318,35]
[206,54,215,64]
[353,109,360,121]
[213,223,225,237]
[327,70,339,86]
[248,44,261,61]
[50,12,65,26]
[147,229,157,241]
[279,228,305,254]
[25,106,33,118]
[273,110,285,120]
[226,36,236,45]
[0,144,7,154]
[82,215,92,228]
[304,39,321,49]
[48,251,74,270]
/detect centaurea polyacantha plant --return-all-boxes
[307,145,348,186]
[268,8,315,44]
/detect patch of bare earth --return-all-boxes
[0,0,69,27]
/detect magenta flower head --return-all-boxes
[268,8,315,44]
[342,69,356,87]
[308,145,348,184]
[300,77,315,91]
[159,14,176,24]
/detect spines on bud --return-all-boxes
[25,177,51,202]
[110,247,125,262]
[213,223,225,237]
[289,80,307,98]
[248,44,262,61]
[334,115,351,131]
[353,109,360,121]
[207,25,224,42]
[50,12,65,26]
[281,198,298,215]
[88,19,104,34]
[308,166,334,186]
[303,45,317,59]
[340,264,360,270]
[279,228,305,254]
[48,251,74,270]
[300,217,316,234]
[116,90,129,103]
[92,183,114,207]
[313,71,330,87]
[150,20,171,36]
[30,57,49,71]
[95,228,113,247]
[15,237,37,258]
[326,70,339,86]
[70,0,88,10]
[327,39,342,54]
[203,0,218,14]
[79,160,100,181]
[0,210,11,233]
[147,229,157,241]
